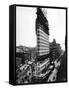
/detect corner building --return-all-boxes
[36,8,49,61]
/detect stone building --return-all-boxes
[49,39,62,63]
[36,8,49,61]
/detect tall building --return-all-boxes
[36,8,49,61]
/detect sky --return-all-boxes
[16,7,37,47]
[46,8,66,50]
[16,7,66,50]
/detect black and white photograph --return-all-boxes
[14,5,67,85]
[0,0,69,89]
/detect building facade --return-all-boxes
[36,8,49,61]
[50,39,62,62]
